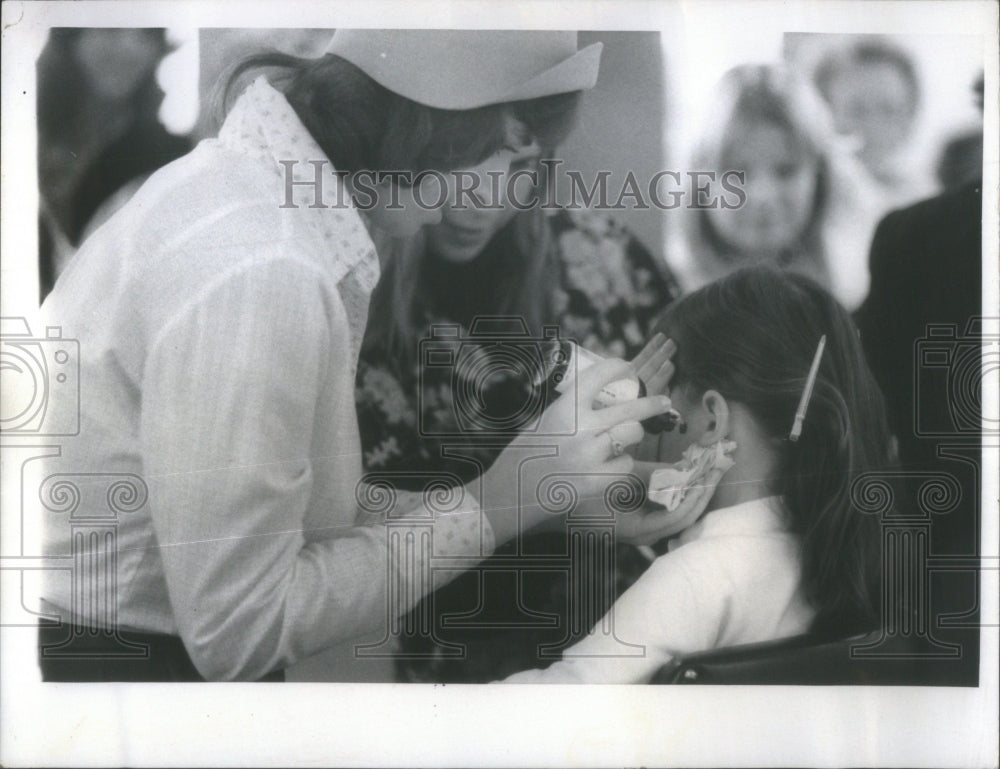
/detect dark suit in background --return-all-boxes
[855,179,983,685]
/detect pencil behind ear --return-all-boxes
[696,390,730,446]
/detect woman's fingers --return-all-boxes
[575,357,635,400]
[538,357,631,434]
[637,336,674,375]
[632,336,677,395]
[629,333,666,376]
[581,421,644,464]
[643,354,676,397]
[602,452,636,476]
[588,394,674,432]
[607,420,644,449]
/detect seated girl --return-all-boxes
[504,266,893,683]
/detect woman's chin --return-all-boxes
[426,238,488,263]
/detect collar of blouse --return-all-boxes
[218,76,381,295]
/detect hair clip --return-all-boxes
[789,335,826,442]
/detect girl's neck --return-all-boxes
[706,421,779,512]
[707,469,774,512]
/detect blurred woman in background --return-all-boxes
[37,28,192,299]
[813,38,934,208]
[666,64,880,311]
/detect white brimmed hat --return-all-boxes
[325,30,602,110]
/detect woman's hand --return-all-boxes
[476,357,676,545]
[629,333,679,462]
[614,467,727,546]
[630,332,676,396]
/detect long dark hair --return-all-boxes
[364,205,558,381]
[655,266,893,634]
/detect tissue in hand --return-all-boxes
[647,440,736,511]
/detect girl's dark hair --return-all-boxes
[219,51,580,177]
[654,266,894,634]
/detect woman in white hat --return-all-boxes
[37,30,681,682]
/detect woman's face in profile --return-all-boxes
[425,116,542,263]
[707,120,819,257]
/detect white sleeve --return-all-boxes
[141,256,493,681]
[501,545,728,684]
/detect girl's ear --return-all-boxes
[696,389,731,446]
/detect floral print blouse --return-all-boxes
[357,209,680,482]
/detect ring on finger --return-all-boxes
[605,431,626,458]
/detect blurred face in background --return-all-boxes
[73,29,165,104]
[707,119,820,257]
[425,115,542,263]
[824,61,918,161]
